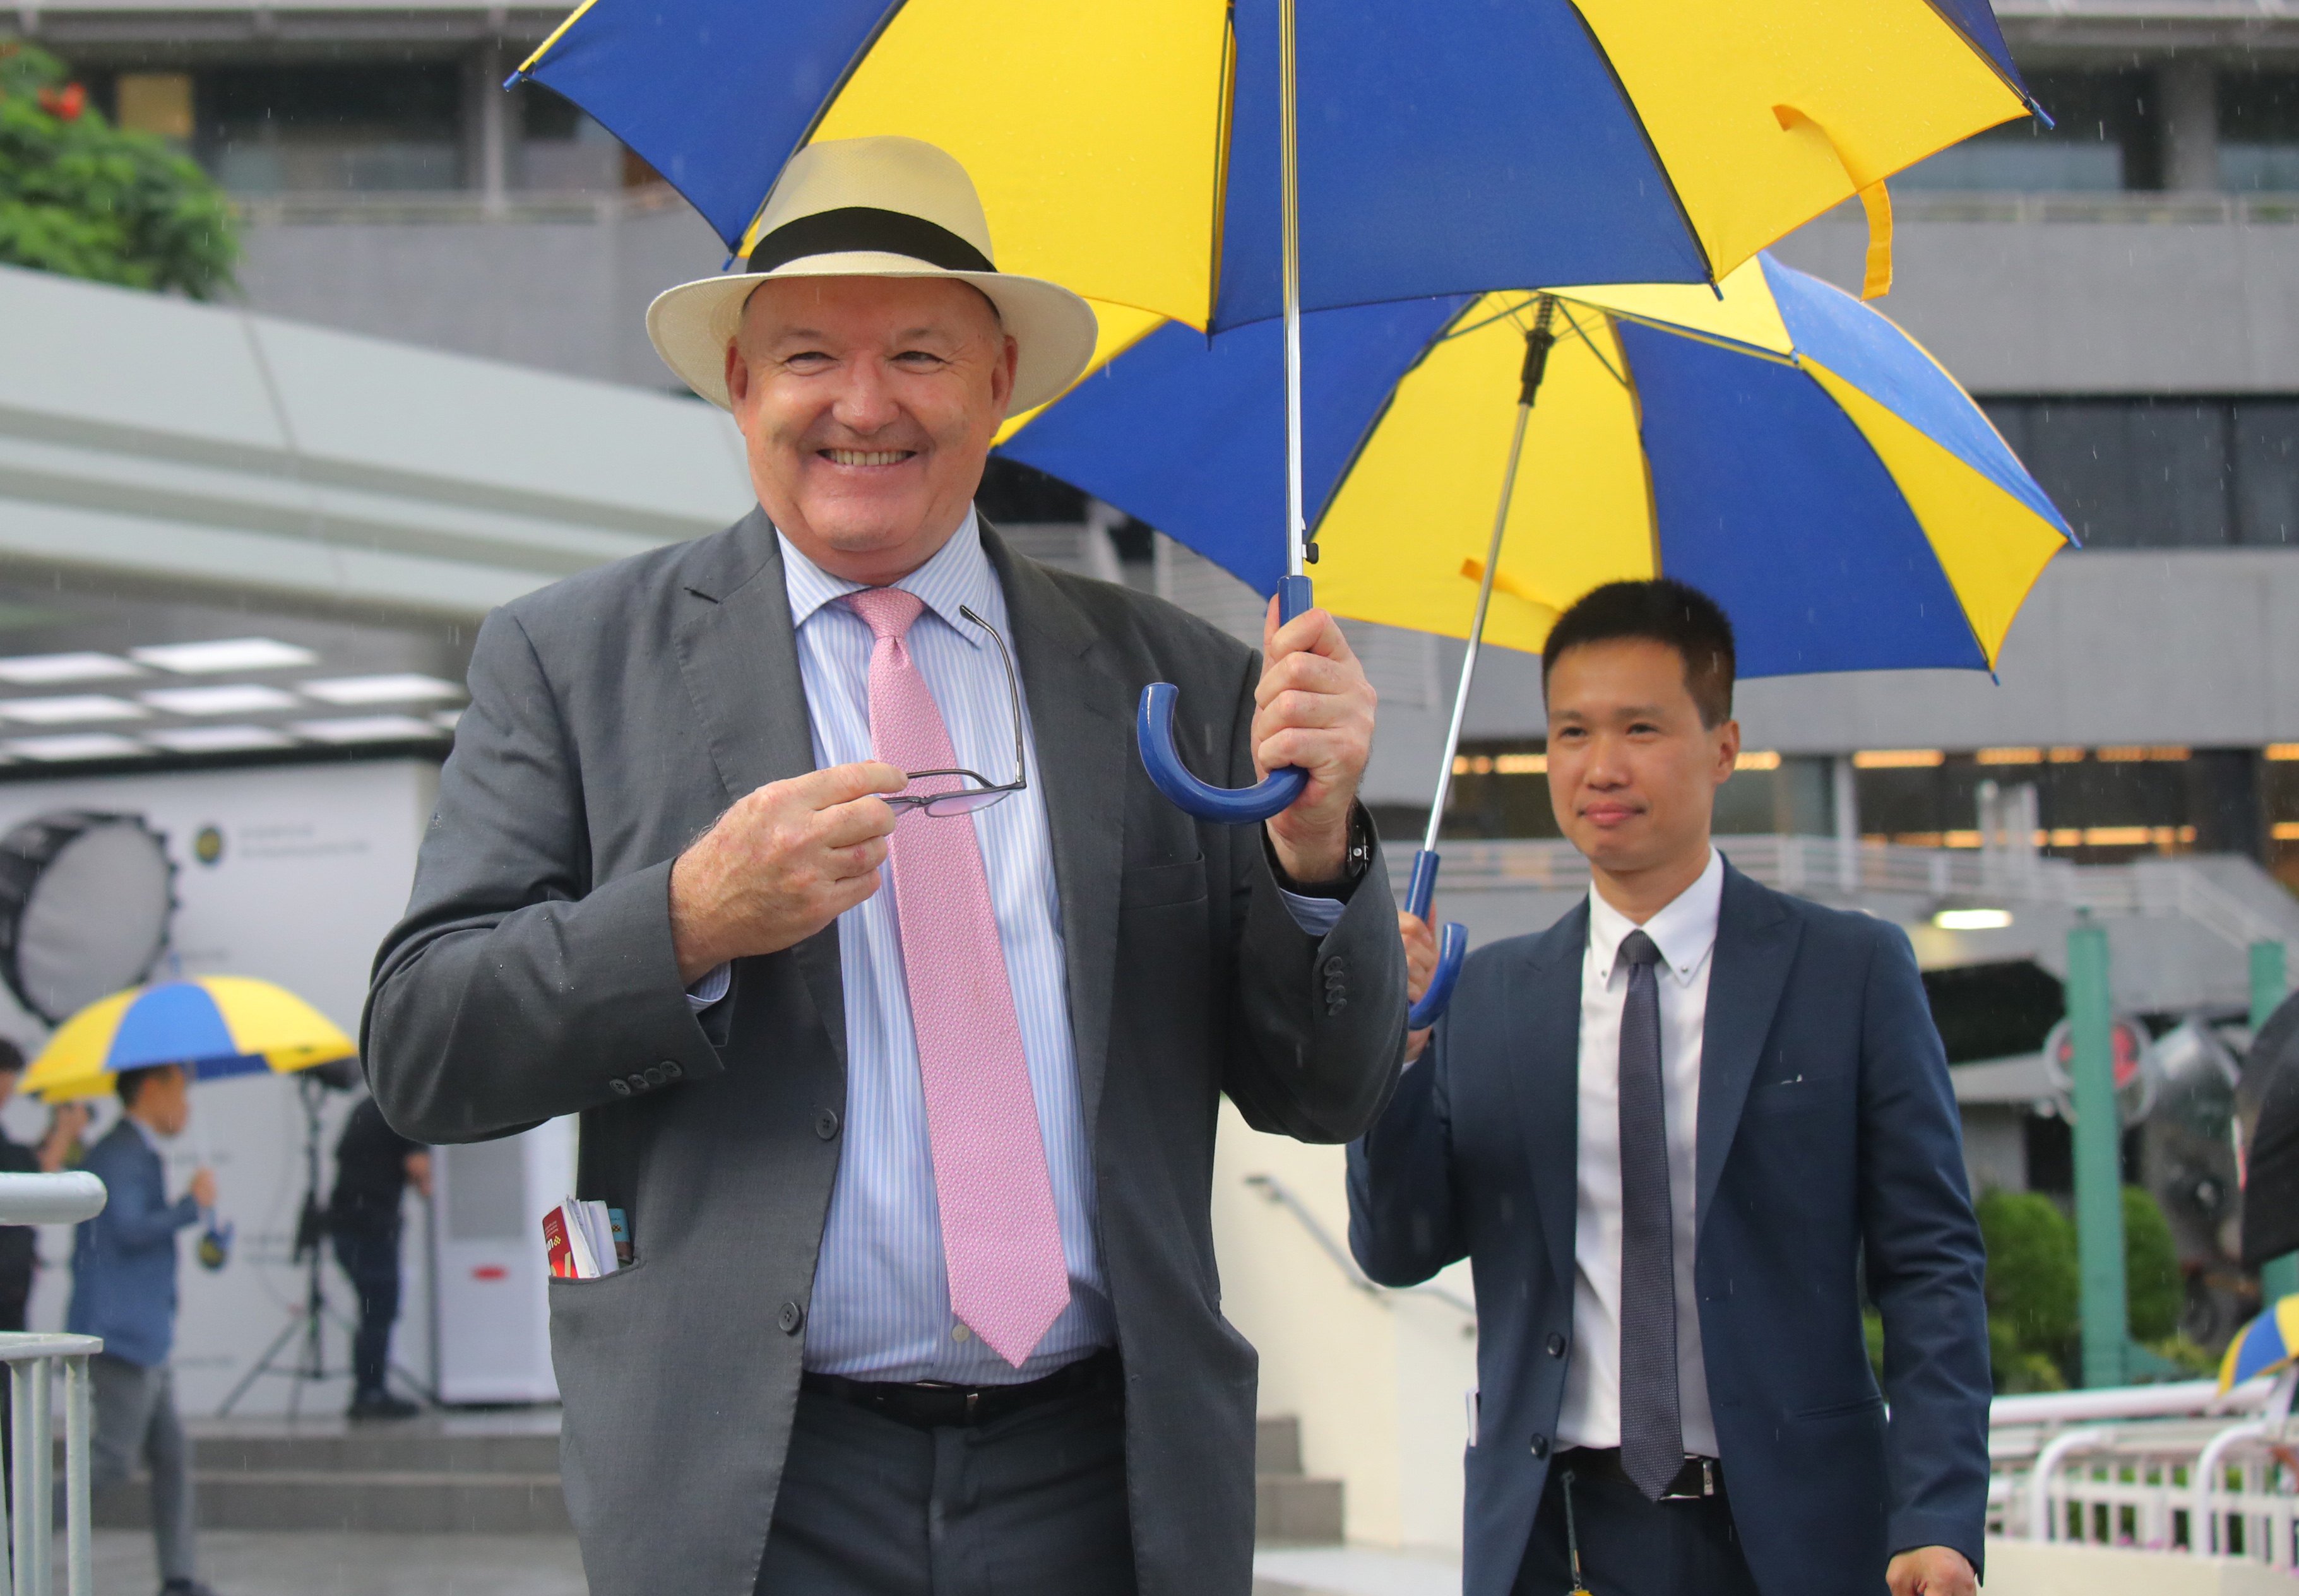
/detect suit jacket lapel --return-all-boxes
[670,507,847,1060]
[1694,862,1801,1248]
[982,522,1130,1145]
[1508,903,1588,1301]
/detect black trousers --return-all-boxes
[1513,1459,1762,1596]
[756,1380,1136,1596]
[330,1221,401,1399]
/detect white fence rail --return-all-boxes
[1990,1374,2299,1568]
[0,1174,106,1596]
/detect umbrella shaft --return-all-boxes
[1426,396,1536,853]
[1279,0,1304,580]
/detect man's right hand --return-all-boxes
[1399,911,1437,1063]
[188,1167,217,1210]
[668,761,905,983]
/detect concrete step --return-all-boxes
[95,1470,571,1535]
[1254,1416,1346,1545]
[1255,1473,1347,1546]
[190,1429,561,1476]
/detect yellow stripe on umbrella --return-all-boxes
[25,976,355,1104]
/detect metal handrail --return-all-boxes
[1241,1173,1477,1322]
[0,1175,106,1595]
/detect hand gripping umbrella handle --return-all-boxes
[1136,575,1315,824]
[1404,848,1468,1029]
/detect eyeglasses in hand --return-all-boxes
[884,605,1028,818]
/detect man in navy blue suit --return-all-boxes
[1350,581,1988,1596]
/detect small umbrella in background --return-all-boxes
[507,0,2041,821]
[27,976,360,1272]
[2220,1295,2299,1394]
[999,254,2074,1022]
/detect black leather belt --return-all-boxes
[800,1347,1120,1430]
[1555,1446,1723,1503]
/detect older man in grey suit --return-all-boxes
[364,136,1405,1596]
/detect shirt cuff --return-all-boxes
[1276,889,1347,939]
[685,963,732,1010]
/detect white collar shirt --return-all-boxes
[1555,846,1725,1458]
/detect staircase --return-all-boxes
[94,1413,569,1534]
[1256,1415,1346,1544]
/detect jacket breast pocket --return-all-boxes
[1740,1074,1831,1120]
[1120,857,1208,911]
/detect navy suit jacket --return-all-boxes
[68,1120,198,1368]
[1348,863,1990,1596]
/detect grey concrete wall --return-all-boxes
[1773,216,2299,393]
[232,201,725,393]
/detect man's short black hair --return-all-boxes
[1540,578,1737,728]
[117,1063,177,1108]
[0,1040,24,1075]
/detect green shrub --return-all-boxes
[2124,1186,2182,1345]
[1978,1189,2080,1372]
[0,40,237,297]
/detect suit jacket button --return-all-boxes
[660,1060,683,1080]
[1547,1333,1567,1358]
[1326,998,1348,1016]
[1530,1434,1549,1459]
[1322,956,1346,976]
[626,1073,649,1093]
[608,1079,632,1097]
[642,1066,666,1088]
[778,1301,805,1335]
[815,1109,841,1141]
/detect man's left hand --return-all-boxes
[1255,598,1375,884]
[1887,1546,1976,1596]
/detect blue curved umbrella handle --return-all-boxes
[1136,575,1315,825]
[1404,848,1469,1029]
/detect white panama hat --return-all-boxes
[646,136,1100,417]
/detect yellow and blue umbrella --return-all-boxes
[511,0,2041,820]
[2219,1295,2299,1393]
[999,253,2074,1019]
[24,976,357,1103]
[510,0,2036,338]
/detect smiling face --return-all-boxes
[1545,637,1738,914]
[724,275,1018,586]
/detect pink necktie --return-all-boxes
[839,587,1070,1368]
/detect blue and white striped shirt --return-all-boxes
[699,511,1340,1382]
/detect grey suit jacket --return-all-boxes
[363,510,1406,1596]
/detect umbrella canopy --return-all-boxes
[2219,1294,2299,1393]
[1001,252,2073,677]
[513,0,2035,354]
[25,976,356,1103]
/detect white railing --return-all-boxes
[1239,1174,1477,1325]
[1406,837,2299,962]
[1989,1373,2299,1566]
[0,1174,107,1596]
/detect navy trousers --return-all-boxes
[330,1221,401,1399]
[1512,1461,1762,1596]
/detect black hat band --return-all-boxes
[746,206,995,276]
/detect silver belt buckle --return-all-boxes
[1661,1456,1716,1501]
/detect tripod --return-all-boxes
[217,1075,435,1418]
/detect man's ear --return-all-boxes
[1714,717,1742,784]
[723,339,749,407]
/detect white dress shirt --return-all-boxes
[687,510,1343,1382]
[1555,847,1724,1458]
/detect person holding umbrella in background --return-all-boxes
[328,1093,430,1421]
[68,1063,220,1596]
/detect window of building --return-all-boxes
[1857,747,2259,865]
[516,83,624,192]
[1898,69,2159,192]
[2219,71,2299,192]
[196,63,465,194]
[1980,396,2299,549]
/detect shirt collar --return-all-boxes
[1587,847,1725,988]
[777,507,995,649]
[125,1113,163,1156]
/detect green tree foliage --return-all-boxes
[0,41,237,297]
[2123,1184,2182,1344]
[1976,1185,2191,1388]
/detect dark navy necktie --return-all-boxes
[1616,928,1684,1501]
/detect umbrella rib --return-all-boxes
[1553,302,1628,390]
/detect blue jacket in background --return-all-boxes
[68,1119,198,1368]
[1348,863,1992,1596]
